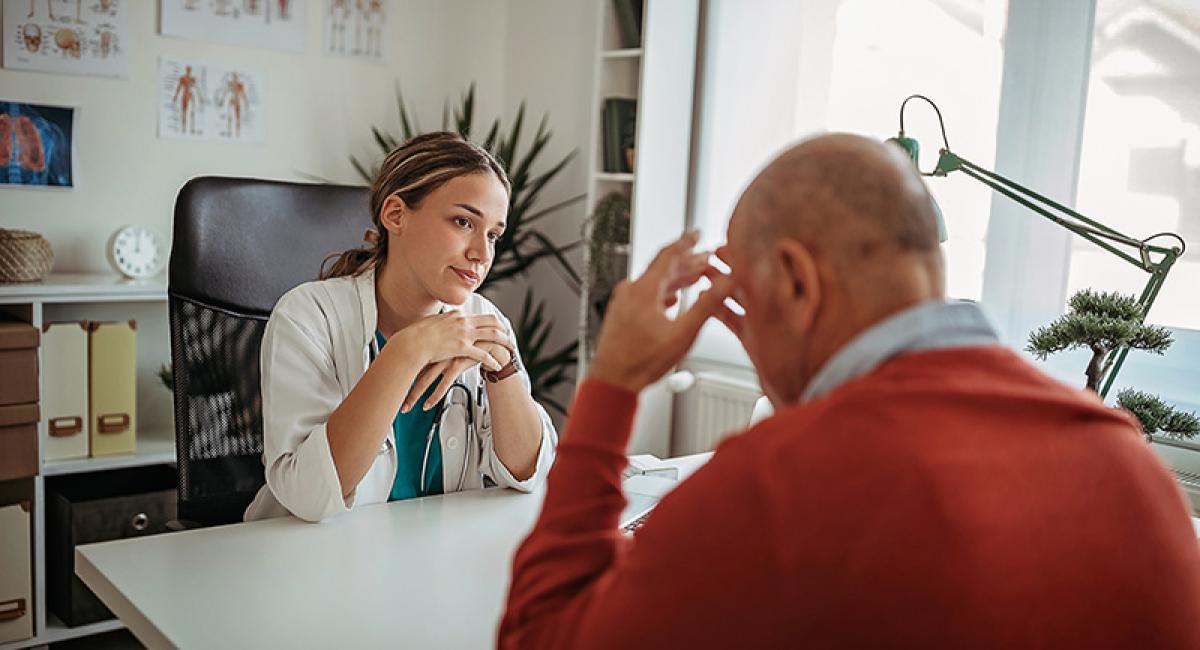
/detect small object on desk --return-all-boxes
[624,454,679,480]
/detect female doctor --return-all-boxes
[244,132,557,522]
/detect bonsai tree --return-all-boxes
[353,83,584,415]
[1027,289,1199,441]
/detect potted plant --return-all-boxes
[1027,289,1200,441]
[353,83,584,415]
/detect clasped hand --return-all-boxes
[388,312,513,413]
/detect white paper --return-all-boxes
[160,0,306,53]
[323,0,385,62]
[158,57,265,143]
[2,0,130,78]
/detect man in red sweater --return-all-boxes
[499,134,1200,648]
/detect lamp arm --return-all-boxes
[936,151,1182,273]
[892,94,1186,399]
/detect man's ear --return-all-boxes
[771,239,820,334]
[379,194,408,236]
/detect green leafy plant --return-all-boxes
[1028,289,1198,440]
[355,83,585,414]
[585,191,631,316]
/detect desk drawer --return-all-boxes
[47,465,176,627]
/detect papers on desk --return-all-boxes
[624,454,679,480]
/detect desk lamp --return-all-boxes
[886,94,1186,397]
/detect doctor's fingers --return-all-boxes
[424,357,476,410]
[403,360,449,413]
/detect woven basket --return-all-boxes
[0,228,54,282]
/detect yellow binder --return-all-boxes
[88,321,137,457]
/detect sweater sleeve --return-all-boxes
[498,380,776,649]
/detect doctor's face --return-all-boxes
[385,172,510,305]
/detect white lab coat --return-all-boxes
[244,267,557,522]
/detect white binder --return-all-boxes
[0,502,32,644]
[42,322,90,461]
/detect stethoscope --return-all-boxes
[369,337,480,495]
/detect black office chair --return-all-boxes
[168,176,371,526]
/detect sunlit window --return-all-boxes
[1070,0,1200,329]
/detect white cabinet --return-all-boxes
[0,273,175,650]
[577,0,701,456]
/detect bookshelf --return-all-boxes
[577,0,701,456]
[0,273,174,650]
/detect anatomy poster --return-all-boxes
[324,0,385,62]
[0,100,75,188]
[160,0,306,53]
[158,57,265,144]
[2,0,129,78]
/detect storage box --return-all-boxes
[0,501,33,644]
[47,465,177,627]
[42,322,90,462]
[0,403,38,480]
[0,321,38,406]
[88,321,136,457]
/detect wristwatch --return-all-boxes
[483,349,520,383]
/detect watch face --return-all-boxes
[110,226,165,279]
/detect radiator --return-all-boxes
[1172,468,1200,515]
[672,371,761,456]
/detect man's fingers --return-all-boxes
[676,273,736,339]
[638,231,701,288]
[462,346,503,372]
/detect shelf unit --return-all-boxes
[577,0,701,457]
[0,273,175,650]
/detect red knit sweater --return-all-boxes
[499,346,1200,649]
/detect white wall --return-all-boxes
[0,0,508,271]
[1,0,597,428]
[495,0,595,421]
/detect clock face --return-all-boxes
[109,226,165,279]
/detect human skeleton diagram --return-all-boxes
[329,0,351,52]
[215,72,249,137]
[27,0,82,22]
[172,65,201,135]
[0,104,70,186]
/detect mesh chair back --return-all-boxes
[169,176,371,525]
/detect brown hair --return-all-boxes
[321,132,511,279]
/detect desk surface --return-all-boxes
[75,454,712,650]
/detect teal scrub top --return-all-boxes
[374,330,444,500]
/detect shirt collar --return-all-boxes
[800,300,1000,403]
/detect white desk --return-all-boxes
[75,454,712,650]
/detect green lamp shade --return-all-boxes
[886,136,948,243]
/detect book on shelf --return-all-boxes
[611,0,644,49]
[603,98,637,174]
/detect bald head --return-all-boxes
[732,133,942,285]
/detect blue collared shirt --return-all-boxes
[800,300,1000,404]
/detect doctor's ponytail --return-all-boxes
[320,132,510,280]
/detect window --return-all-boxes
[690,0,1009,363]
[1071,1,1200,331]
[686,0,1200,458]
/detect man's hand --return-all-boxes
[588,232,734,393]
